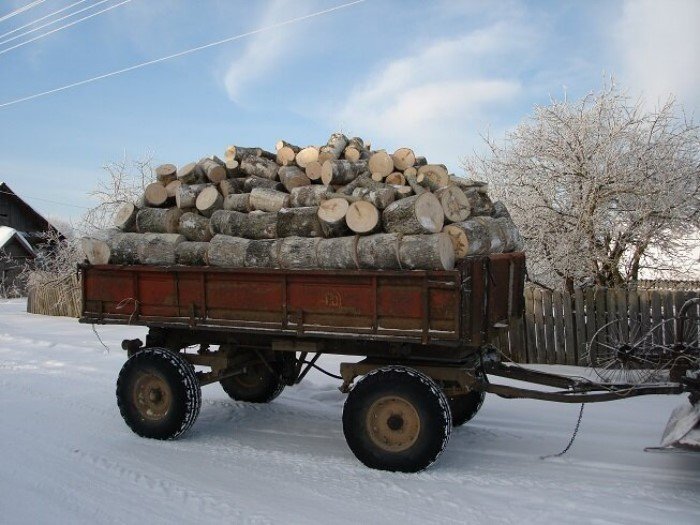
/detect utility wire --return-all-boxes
[0,0,366,109]
[0,1,47,24]
[0,189,91,209]
[0,0,92,43]
[0,0,132,56]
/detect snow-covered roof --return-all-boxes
[0,226,36,256]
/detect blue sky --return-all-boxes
[0,0,698,225]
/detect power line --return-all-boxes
[0,189,91,209]
[0,1,47,24]
[0,0,367,109]
[0,0,92,43]
[0,0,132,56]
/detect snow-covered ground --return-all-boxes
[1,299,699,524]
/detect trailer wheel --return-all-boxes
[447,370,486,427]
[116,347,201,440]
[219,361,285,403]
[342,366,451,472]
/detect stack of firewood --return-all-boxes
[82,133,523,271]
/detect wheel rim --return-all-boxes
[232,363,268,389]
[366,396,421,452]
[133,372,172,421]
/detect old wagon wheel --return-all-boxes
[586,318,663,384]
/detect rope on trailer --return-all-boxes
[540,403,585,460]
[301,360,343,380]
[91,323,111,354]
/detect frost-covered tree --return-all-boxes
[464,83,700,290]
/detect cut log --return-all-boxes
[321,159,368,185]
[136,207,183,234]
[398,233,455,270]
[278,237,320,269]
[155,164,177,185]
[318,133,349,164]
[209,209,278,239]
[414,156,427,167]
[144,182,169,207]
[295,146,319,169]
[417,164,450,190]
[491,200,511,219]
[107,232,185,265]
[382,193,444,234]
[435,186,470,223]
[276,143,300,166]
[442,219,491,258]
[207,235,249,267]
[240,156,279,181]
[317,237,358,269]
[343,137,368,162]
[225,146,275,162]
[198,158,227,184]
[351,188,369,199]
[404,171,426,195]
[337,171,371,195]
[177,162,202,184]
[165,180,181,199]
[385,172,406,186]
[358,233,401,270]
[275,140,300,152]
[277,207,323,238]
[368,150,394,179]
[114,202,138,231]
[289,185,331,207]
[317,198,349,237]
[471,216,506,253]
[365,187,396,210]
[195,186,224,217]
[494,216,524,252]
[224,159,240,177]
[81,238,110,265]
[178,212,213,242]
[219,178,246,197]
[392,148,416,171]
[278,165,311,192]
[175,241,209,266]
[245,238,283,268]
[176,183,211,209]
[449,175,488,194]
[223,193,252,213]
[464,188,494,215]
[371,172,386,182]
[393,185,414,199]
[346,201,380,234]
[305,161,323,181]
[250,187,289,212]
[244,176,284,193]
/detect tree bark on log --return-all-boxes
[494,216,523,252]
[320,159,368,185]
[175,241,209,266]
[317,237,358,269]
[318,133,348,164]
[317,198,349,237]
[245,239,283,268]
[207,235,249,267]
[219,178,246,197]
[81,238,110,265]
[223,193,252,213]
[275,142,300,166]
[177,162,203,184]
[195,186,224,217]
[435,186,470,223]
[155,164,177,185]
[278,237,320,269]
[178,212,212,242]
[136,207,183,234]
[398,233,455,270]
[442,219,491,258]
[464,188,494,215]
[491,200,511,219]
[144,182,169,207]
[277,207,323,238]
[471,216,506,253]
[344,137,368,162]
[165,180,181,199]
[368,150,394,179]
[385,172,406,186]
[224,159,240,177]
[417,164,450,190]
[382,193,444,234]
[198,158,227,184]
[176,183,210,209]
[392,148,416,171]
[393,185,414,199]
[346,201,380,234]
[404,171,426,195]
[278,165,311,192]
[114,202,138,231]
[289,185,330,207]
[449,175,489,194]
[250,187,289,212]
[295,146,319,169]
[240,156,279,180]
[304,161,322,182]
[209,210,278,239]
[107,232,184,265]
[244,176,285,193]
[358,233,401,269]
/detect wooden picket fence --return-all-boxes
[496,286,700,365]
[26,274,82,318]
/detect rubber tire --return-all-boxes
[448,389,485,427]
[219,361,285,403]
[116,347,201,440]
[342,366,452,472]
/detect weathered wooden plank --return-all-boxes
[563,290,576,365]
[542,289,555,364]
[552,290,566,365]
[533,287,546,364]
[574,288,586,365]
[638,288,651,342]
[586,287,599,361]
[616,288,629,342]
[628,287,640,342]
[663,291,675,346]
[508,316,525,363]
[650,290,663,347]
[524,287,536,363]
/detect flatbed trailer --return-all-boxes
[79,253,700,472]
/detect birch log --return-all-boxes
[346,201,380,234]
[442,219,491,258]
[398,233,455,270]
[244,175,284,193]
[382,193,444,234]
[136,207,183,234]
[245,239,283,268]
[240,156,279,180]
[289,185,330,207]
[278,165,311,192]
[295,146,319,169]
[278,237,320,269]
[317,237,358,269]
[250,187,289,212]
[155,164,177,185]
[81,238,110,265]
[209,209,278,239]
[435,186,470,223]
[357,234,401,270]
[107,232,185,265]
[207,235,249,267]
[277,207,323,237]
[114,202,138,231]
[176,183,210,209]
[175,242,209,266]
[178,212,212,242]
[321,160,368,186]
[223,193,252,213]
[318,133,348,163]
[317,198,349,237]
[368,150,394,179]
[144,183,169,207]
[219,178,246,197]
[392,148,416,171]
